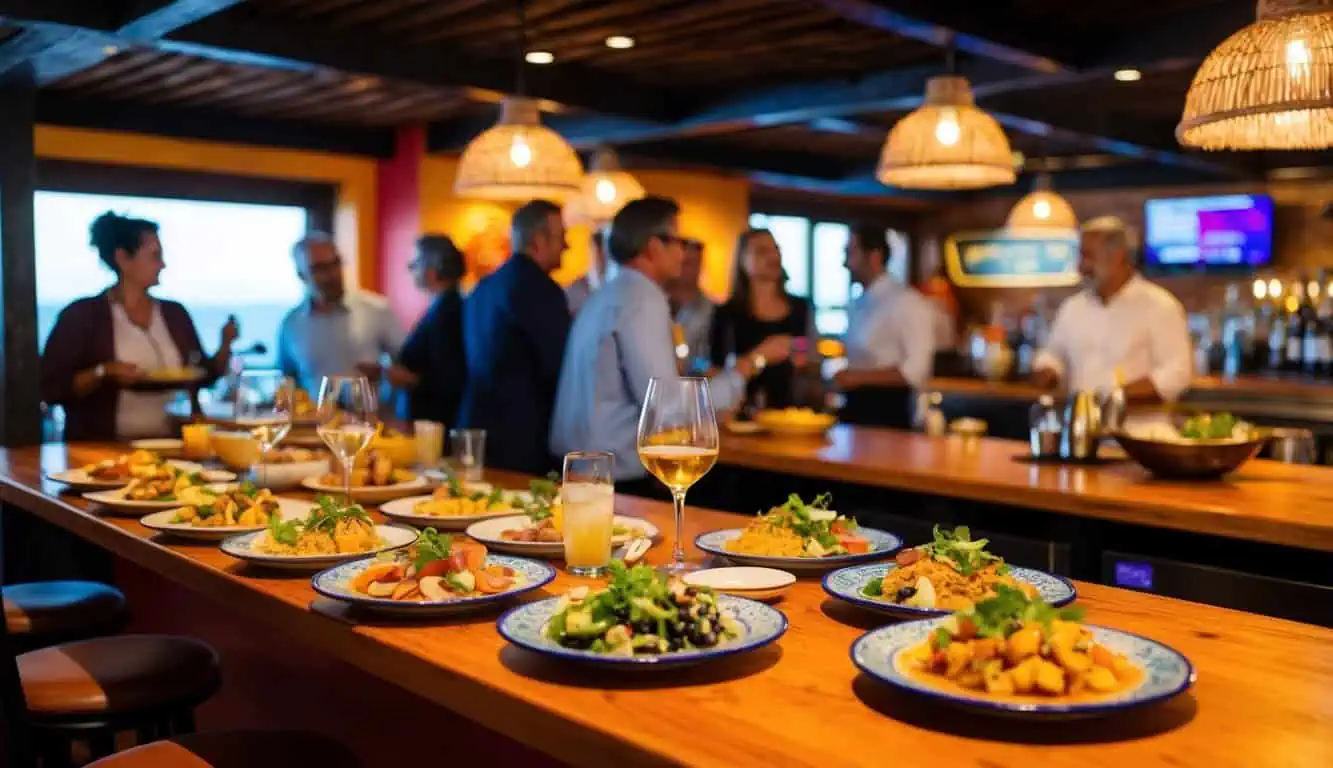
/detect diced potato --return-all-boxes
[1090,644,1117,669]
[1085,666,1118,692]
[1053,642,1093,674]
[955,670,985,690]
[972,638,1001,661]
[174,506,197,522]
[984,669,1015,695]
[1111,655,1137,681]
[1009,657,1039,693]
[1034,660,1066,695]
[1007,626,1042,663]
[944,640,974,677]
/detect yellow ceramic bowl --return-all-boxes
[210,430,260,471]
[370,434,418,468]
[754,408,836,437]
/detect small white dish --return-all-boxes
[685,567,796,601]
[130,438,185,457]
[139,496,312,541]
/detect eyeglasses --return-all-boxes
[654,232,684,246]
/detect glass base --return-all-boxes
[567,564,609,577]
[658,560,702,577]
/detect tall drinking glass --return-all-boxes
[448,428,486,484]
[561,451,615,577]
[315,375,377,504]
[234,371,293,488]
[636,377,719,575]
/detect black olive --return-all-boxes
[563,635,594,650]
[696,631,718,647]
[640,644,661,655]
[633,620,655,635]
[895,586,917,602]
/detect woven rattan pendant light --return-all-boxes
[1178,0,1333,150]
[455,1,583,199]
[1007,173,1078,230]
[564,148,645,226]
[878,45,1016,190]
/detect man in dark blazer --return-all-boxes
[458,200,572,474]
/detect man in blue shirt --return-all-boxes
[386,235,466,424]
[277,233,404,396]
[459,200,571,474]
[550,197,792,486]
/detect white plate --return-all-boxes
[129,438,185,456]
[312,555,557,617]
[220,524,419,571]
[685,567,795,600]
[465,514,660,557]
[139,496,313,541]
[246,459,332,491]
[47,459,204,490]
[695,527,902,572]
[378,489,532,531]
[300,474,431,503]
[83,482,237,512]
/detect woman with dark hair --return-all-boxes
[709,228,816,409]
[41,211,238,441]
[387,234,468,423]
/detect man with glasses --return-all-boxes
[277,232,404,395]
[550,196,791,491]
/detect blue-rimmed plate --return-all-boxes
[220,524,418,571]
[823,562,1076,618]
[312,554,556,617]
[694,527,901,572]
[498,594,787,670]
[852,617,1195,719]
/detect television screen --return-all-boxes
[1143,194,1274,273]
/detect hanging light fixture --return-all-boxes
[878,44,1016,190]
[564,148,645,226]
[1006,173,1078,230]
[1178,0,1333,150]
[455,1,583,199]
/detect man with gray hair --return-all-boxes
[276,232,404,394]
[1032,215,1192,402]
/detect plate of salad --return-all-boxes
[824,526,1076,618]
[497,561,787,669]
[694,494,901,572]
[312,528,556,617]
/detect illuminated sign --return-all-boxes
[944,229,1080,288]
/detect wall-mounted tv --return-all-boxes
[1143,194,1275,274]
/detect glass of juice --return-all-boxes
[181,422,214,461]
[414,420,444,469]
[561,451,615,577]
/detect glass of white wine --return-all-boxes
[636,377,719,575]
[234,371,293,489]
[315,375,377,505]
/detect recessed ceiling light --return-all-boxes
[605,35,635,50]
[525,50,554,65]
[1114,68,1142,82]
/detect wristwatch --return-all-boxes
[750,354,768,374]
[94,363,107,380]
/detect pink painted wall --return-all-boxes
[376,126,427,329]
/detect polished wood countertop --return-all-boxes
[720,426,1333,552]
[930,374,1333,403]
[4,444,1333,768]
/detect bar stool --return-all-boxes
[18,634,222,767]
[87,729,361,767]
[3,581,127,651]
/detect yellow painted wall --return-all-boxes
[33,125,379,290]
[417,156,751,302]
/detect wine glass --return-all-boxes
[234,371,293,489]
[636,377,719,575]
[315,375,377,505]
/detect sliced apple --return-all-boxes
[419,576,448,601]
[390,579,420,601]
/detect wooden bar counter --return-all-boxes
[2,444,1332,767]
[720,425,1333,553]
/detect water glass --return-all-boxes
[414,420,444,468]
[561,451,615,577]
[1263,428,1317,465]
[235,371,293,488]
[449,428,486,483]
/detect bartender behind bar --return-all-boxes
[1032,216,1192,403]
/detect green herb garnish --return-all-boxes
[771,493,843,550]
[861,576,884,597]
[521,472,560,522]
[268,511,300,546]
[237,480,259,498]
[957,585,1085,640]
[933,627,952,649]
[1181,411,1241,440]
[412,527,454,572]
[920,525,1004,577]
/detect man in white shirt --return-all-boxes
[1032,216,1192,402]
[836,226,937,392]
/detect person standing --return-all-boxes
[565,229,609,317]
[41,212,238,441]
[709,229,816,409]
[1033,216,1192,402]
[668,238,715,374]
[836,226,937,428]
[386,235,466,424]
[276,232,404,395]
[550,196,791,489]
[459,200,572,474]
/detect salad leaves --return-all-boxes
[921,525,1007,577]
[959,585,1085,640]
[270,495,371,545]
[412,527,453,572]
[444,472,508,507]
[773,493,851,549]
[1180,411,1242,440]
[520,473,560,522]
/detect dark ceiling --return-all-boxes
[0,0,1301,204]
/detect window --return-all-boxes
[36,191,309,368]
[750,211,911,337]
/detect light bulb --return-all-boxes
[525,50,554,65]
[1253,279,1267,300]
[934,109,961,146]
[509,136,532,168]
[595,178,617,204]
[1033,199,1052,220]
[605,35,635,49]
[1114,68,1142,82]
[1268,278,1282,298]
[1287,38,1311,80]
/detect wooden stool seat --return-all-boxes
[18,634,219,720]
[86,730,360,767]
[3,581,126,639]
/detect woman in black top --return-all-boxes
[710,228,815,409]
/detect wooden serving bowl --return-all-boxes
[1112,431,1268,480]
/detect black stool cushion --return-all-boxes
[3,581,126,637]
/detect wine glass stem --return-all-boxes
[259,446,268,488]
[343,456,353,506]
[671,489,687,567]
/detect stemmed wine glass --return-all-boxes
[234,371,293,489]
[315,375,377,505]
[636,377,719,575]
